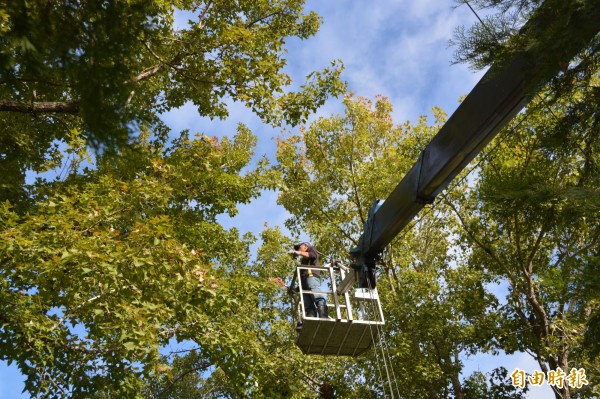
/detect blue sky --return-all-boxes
[0,1,556,397]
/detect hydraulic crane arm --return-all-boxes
[338,0,600,295]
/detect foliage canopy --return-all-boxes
[0,0,344,208]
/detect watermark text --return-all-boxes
[511,367,589,389]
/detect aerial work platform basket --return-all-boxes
[289,262,385,356]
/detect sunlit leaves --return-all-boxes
[273,94,511,397]
[448,81,600,397]
[275,95,436,254]
[0,129,268,397]
[0,0,344,210]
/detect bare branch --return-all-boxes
[133,63,167,83]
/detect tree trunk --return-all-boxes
[449,363,464,399]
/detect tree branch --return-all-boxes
[556,230,599,270]
[524,223,547,276]
[81,206,132,235]
[0,100,79,114]
[157,359,212,399]
[133,41,182,83]
[317,207,358,246]
[133,63,167,83]
[197,1,213,30]
[441,194,510,277]
[246,11,280,28]
[513,213,524,266]
[50,290,115,332]
[348,134,366,226]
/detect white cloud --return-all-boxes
[283,0,485,125]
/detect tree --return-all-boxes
[444,86,599,399]
[0,127,271,396]
[449,1,599,398]
[451,0,599,78]
[0,0,344,208]
[274,95,521,398]
[1,120,348,397]
[1,126,348,398]
[139,225,352,399]
[0,2,349,396]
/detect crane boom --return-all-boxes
[339,1,600,295]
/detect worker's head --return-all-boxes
[294,242,310,251]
